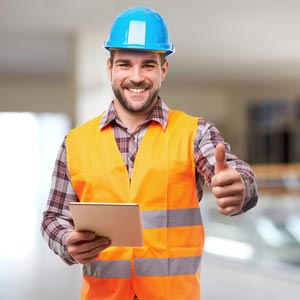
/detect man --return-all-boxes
[41,6,258,300]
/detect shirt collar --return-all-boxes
[99,97,169,130]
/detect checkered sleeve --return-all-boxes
[41,138,79,265]
[194,118,258,214]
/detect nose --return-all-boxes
[129,66,145,83]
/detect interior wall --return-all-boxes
[73,31,113,125]
[0,77,75,122]
[161,81,300,160]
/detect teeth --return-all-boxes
[129,88,145,93]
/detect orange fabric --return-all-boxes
[66,110,204,300]
[81,277,134,300]
[134,274,201,300]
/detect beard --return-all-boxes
[112,84,159,113]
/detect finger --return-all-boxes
[75,250,101,265]
[212,179,244,197]
[77,241,112,264]
[79,255,99,265]
[215,195,243,209]
[217,204,241,216]
[77,241,111,257]
[214,143,228,174]
[211,169,235,187]
[79,237,111,252]
[212,166,244,190]
[68,238,111,264]
[66,231,96,245]
[78,243,111,265]
[70,236,111,253]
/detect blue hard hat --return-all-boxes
[104,6,175,56]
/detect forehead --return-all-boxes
[112,50,161,62]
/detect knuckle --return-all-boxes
[212,186,222,197]
[216,197,226,208]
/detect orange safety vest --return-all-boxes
[66,110,204,300]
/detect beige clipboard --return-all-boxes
[69,202,144,247]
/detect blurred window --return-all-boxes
[0,112,70,259]
[248,100,300,164]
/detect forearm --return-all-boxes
[41,139,79,265]
[41,212,76,265]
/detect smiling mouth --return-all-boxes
[128,88,146,93]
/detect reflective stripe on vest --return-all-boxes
[141,207,202,229]
[134,256,202,276]
[83,260,132,278]
[83,256,202,278]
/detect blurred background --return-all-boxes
[1,0,300,299]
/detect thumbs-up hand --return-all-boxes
[211,144,245,215]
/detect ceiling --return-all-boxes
[1,0,300,86]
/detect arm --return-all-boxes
[41,139,79,264]
[194,118,258,215]
[41,139,111,265]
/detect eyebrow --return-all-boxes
[114,59,130,64]
[114,58,160,65]
[142,59,160,65]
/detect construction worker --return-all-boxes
[41,6,258,300]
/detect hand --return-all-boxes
[66,231,111,264]
[211,144,245,215]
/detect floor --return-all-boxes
[1,234,300,300]
[201,256,300,300]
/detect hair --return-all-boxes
[109,50,167,67]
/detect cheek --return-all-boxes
[149,73,163,86]
[111,71,126,84]
[111,76,123,90]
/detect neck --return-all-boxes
[114,100,156,132]
[119,112,148,132]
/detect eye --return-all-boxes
[116,63,130,69]
[143,64,155,70]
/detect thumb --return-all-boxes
[214,143,228,174]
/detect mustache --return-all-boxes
[122,82,150,89]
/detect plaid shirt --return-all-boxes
[41,98,258,265]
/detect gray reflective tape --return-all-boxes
[141,208,202,229]
[83,260,131,278]
[142,209,166,228]
[134,256,202,276]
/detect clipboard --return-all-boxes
[69,202,144,247]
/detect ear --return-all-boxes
[107,58,112,81]
[161,60,168,81]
